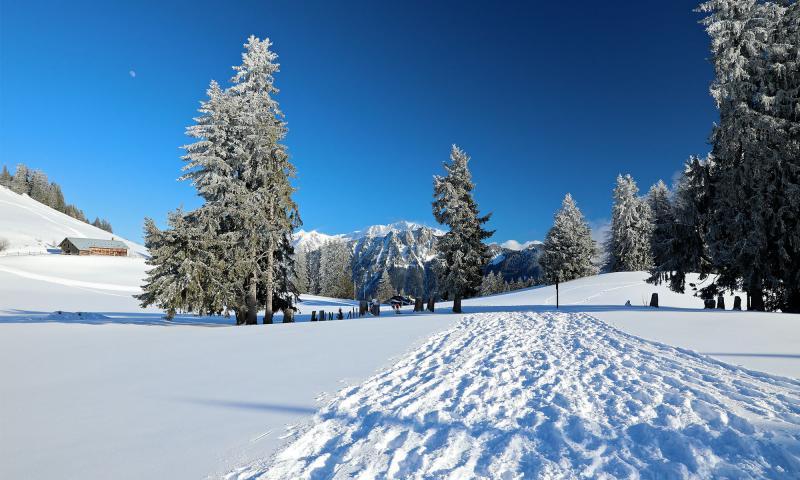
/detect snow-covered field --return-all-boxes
[238,312,800,479]
[2,185,800,478]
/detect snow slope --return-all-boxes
[237,312,800,479]
[0,185,146,256]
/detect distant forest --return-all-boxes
[0,163,113,233]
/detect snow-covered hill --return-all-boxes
[0,186,146,256]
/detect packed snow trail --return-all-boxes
[232,312,800,479]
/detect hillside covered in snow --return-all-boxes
[0,186,146,256]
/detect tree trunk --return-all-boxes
[264,238,274,325]
[245,273,258,325]
[786,289,800,314]
[750,288,765,312]
[453,294,462,314]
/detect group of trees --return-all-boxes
[645,0,800,312]
[536,0,800,313]
[1,163,113,233]
[480,272,535,296]
[138,36,301,324]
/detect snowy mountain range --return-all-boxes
[295,221,542,295]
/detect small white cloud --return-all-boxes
[500,239,541,251]
[129,70,137,78]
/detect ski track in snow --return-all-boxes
[0,263,140,293]
[231,312,800,479]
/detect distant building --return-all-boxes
[59,237,128,256]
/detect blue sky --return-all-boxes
[0,0,716,245]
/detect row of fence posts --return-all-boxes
[647,292,743,310]
[308,298,437,322]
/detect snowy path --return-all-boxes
[234,312,800,479]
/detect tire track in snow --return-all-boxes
[230,312,800,479]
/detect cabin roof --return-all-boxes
[61,237,128,250]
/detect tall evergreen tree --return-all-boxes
[141,36,301,324]
[375,269,395,302]
[432,145,494,313]
[49,183,66,212]
[648,157,713,293]
[540,193,598,283]
[29,170,52,205]
[11,164,30,195]
[698,0,800,311]
[605,174,653,272]
[647,180,675,272]
[292,248,310,294]
[0,165,11,187]
[318,240,353,299]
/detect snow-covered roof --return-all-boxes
[61,237,129,250]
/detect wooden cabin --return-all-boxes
[59,237,128,256]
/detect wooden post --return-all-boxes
[311,310,317,322]
[733,296,742,310]
[556,278,559,309]
[319,309,325,321]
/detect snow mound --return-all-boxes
[238,312,800,479]
[0,186,146,256]
[46,311,110,321]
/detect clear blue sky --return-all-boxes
[0,0,716,245]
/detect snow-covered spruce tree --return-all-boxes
[647,180,675,275]
[766,2,800,311]
[0,165,12,187]
[226,35,301,323]
[318,240,354,299]
[648,157,713,293]
[698,0,800,311]
[29,170,52,205]
[141,36,301,324]
[11,164,29,195]
[375,269,395,302]
[540,193,598,284]
[49,183,66,212]
[432,145,494,313]
[137,212,231,320]
[604,174,653,272]
[291,248,310,294]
